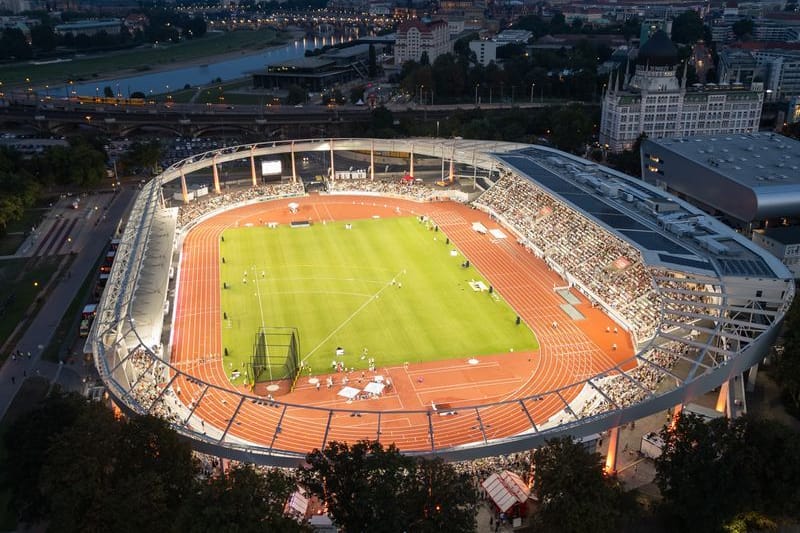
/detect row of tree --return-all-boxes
[656,413,800,531]
[0,138,107,234]
[0,8,206,61]
[345,104,598,155]
[7,390,797,532]
[395,35,611,106]
[772,296,800,417]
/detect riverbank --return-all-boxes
[1,27,296,91]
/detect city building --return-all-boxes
[752,227,800,277]
[788,96,800,123]
[469,39,498,66]
[711,12,800,44]
[599,30,763,153]
[54,19,123,36]
[720,44,800,101]
[640,133,800,230]
[394,19,452,65]
[718,48,761,85]
[494,29,532,44]
[253,44,378,92]
[0,0,42,12]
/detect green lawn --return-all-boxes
[0,257,62,359]
[219,217,538,385]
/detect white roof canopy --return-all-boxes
[481,471,530,513]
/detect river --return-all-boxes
[68,34,352,97]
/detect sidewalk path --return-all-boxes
[0,188,136,422]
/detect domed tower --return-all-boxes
[628,30,681,92]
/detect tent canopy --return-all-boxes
[363,381,385,395]
[481,471,530,513]
[338,386,360,399]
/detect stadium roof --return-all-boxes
[495,146,786,278]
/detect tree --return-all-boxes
[550,105,593,154]
[419,51,430,66]
[299,440,478,532]
[286,84,307,105]
[175,464,307,532]
[30,24,57,51]
[732,19,755,40]
[656,414,800,531]
[122,139,163,174]
[623,17,641,41]
[300,440,416,532]
[3,393,89,521]
[671,10,704,44]
[775,297,800,415]
[104,85,114,98]
[655,413,734,531]
[0,27,32,60]
[607,132,647,176]
[39,410,196,533]
[405,458,478,533]
[532,437,634,533]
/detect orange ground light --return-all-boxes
[171,195,636,454]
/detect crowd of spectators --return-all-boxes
[177,182,304,227]
[576,340,687,419]
[328,178,441,201]
[475,173,661,340]
[127,347,182,426]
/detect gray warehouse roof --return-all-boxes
[643,133,800,221]
[647,133,800,189]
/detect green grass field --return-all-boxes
[219,217,538,385]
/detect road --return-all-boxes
[0,187,136,421]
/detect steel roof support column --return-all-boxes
[250,146,258,187]
[212,156,221,194]
[670,403,683,429]
[218,396,245,443]
[409,143,414,177]
[427,412,435,453]
[604,425,620,475]
[329,139,335,182]
[746,362,759,393]
[370,140,375,181]
[290,141,297,184]
[180,169,189,203]
[716,378,731,416]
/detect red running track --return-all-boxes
[171,195,636,455]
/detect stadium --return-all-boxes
[88,138,794,467]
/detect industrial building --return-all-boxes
[640,133,800,231]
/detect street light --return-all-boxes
[474,84,479,106]
[530,83,535,103]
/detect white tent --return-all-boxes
[286,490,308,518]
[338,386,360,399]
[363,381,385,395]
[481,471,530,513]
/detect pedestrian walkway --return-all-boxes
[0,188,135,422]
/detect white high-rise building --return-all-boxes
[600,30,764,153]
[394,20,452,65]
